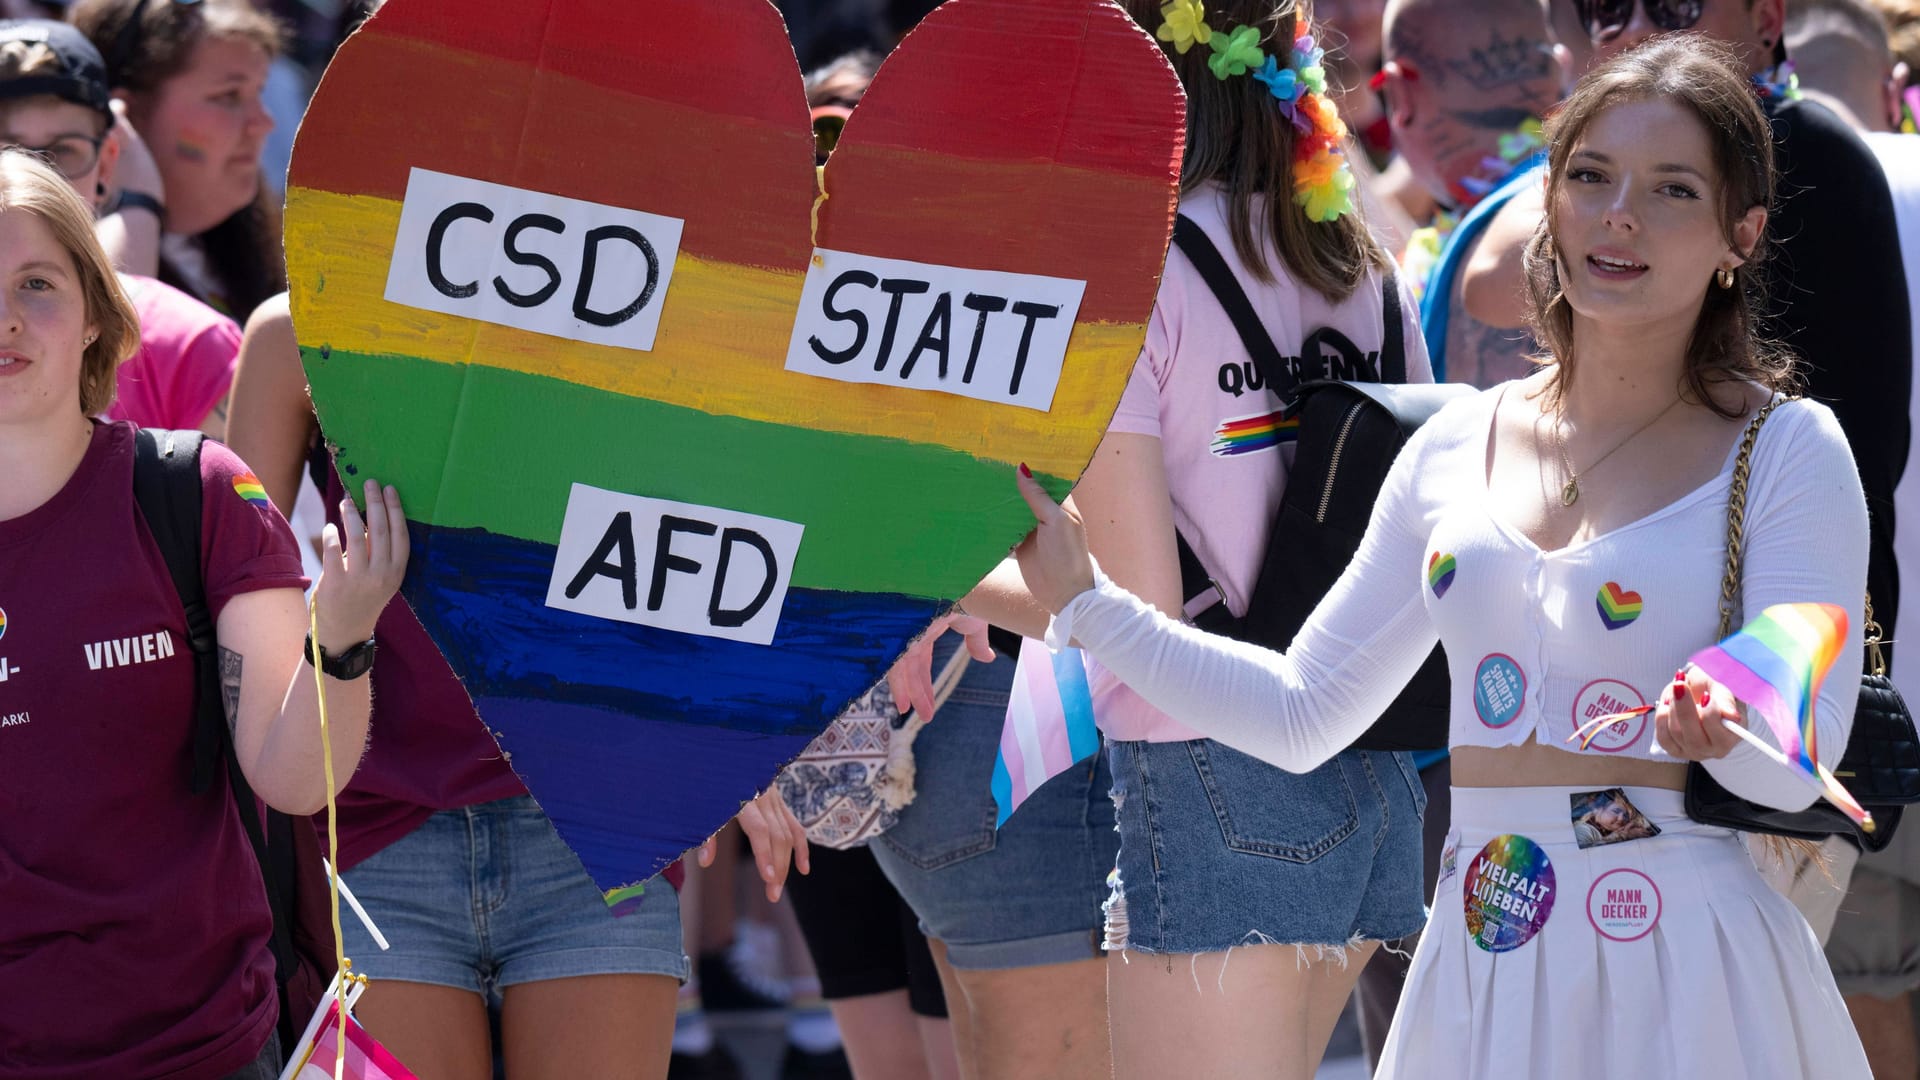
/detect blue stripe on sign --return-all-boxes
[403,523,946,736]
[472,693,818,892]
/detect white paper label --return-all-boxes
[384,168,684,352]
[784,249,1086,412]
[545,484,803,646]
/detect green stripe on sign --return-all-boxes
[302,347,1072,598]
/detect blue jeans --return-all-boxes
[337,796,688,994]
[871,647,1118,970]
[1105,740,1429,953]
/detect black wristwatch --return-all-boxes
[305,632,377,681]
[113,189,165,220]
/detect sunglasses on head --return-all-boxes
[1575,0,1705,41]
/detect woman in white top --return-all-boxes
[1009,33,1873,1079]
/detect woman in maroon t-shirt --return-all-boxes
[0,150,408,1078]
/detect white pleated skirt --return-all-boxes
[1377,786,1869,1080]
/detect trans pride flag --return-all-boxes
[993,637,1100,827]
[1688,602,1870,826]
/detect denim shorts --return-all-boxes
[870,645,1118,970]
[336,796,689,994]
[1105,739,1428,954]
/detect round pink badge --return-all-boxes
[1571,678,1647,753]
[1586,868,1661,942]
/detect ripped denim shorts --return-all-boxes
[1104,739,1429,955]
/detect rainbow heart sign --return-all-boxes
[285,0,1184,895]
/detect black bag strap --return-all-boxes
[1380,266,1406,384]
[1171,215,1289,385]
[132,429,222,793]
[1168,216,1279,618]
[132,428,298,984]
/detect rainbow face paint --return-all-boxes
[1463,833,1555,952]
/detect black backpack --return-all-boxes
[1170,216,1470,751]
[132,428,333,1055]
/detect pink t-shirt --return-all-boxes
[0,422,308,1078]
[1095,184,1433,742]
[105,275,242,431]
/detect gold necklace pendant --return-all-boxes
[1561,477,1580,506]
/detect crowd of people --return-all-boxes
[1,0,1917,1077]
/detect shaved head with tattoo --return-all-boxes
[1381,0,1567,205]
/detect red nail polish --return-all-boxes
[1019,462,1033,478]
[1697,691,1711,708]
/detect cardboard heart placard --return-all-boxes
[286,0,1183,895]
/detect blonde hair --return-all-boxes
[0,149,138,414]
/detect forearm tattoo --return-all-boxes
[219,646,243,736]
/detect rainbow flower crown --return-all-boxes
[1155,0,1356,222]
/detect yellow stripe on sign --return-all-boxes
[286,187,1146,475]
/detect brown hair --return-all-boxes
[1123,0,1387,301]
[68,0,282,95]
[0,149,139,413]
[1523,33,1795,418]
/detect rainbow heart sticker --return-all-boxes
[0,605,8,643]
[1428,552,1457,598]
[1596,582,1643,630]
[232,472,271,508]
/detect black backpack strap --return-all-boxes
[132,428,299,985]
[132,429,222,794]
[1172,215,1292,396]
[1380,266,1407,384]
[1175,529,1223,621]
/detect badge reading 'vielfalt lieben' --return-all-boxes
[1463,833,1555,952]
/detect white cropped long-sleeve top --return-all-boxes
[1052,388,1868,811]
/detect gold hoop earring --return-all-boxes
[1716,267,1734,289]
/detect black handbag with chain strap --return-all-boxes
[1683,399,1920,851]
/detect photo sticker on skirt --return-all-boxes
[1463,834,1555,952]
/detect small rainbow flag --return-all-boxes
[233,472,271,508]
[993,636,1099,828]
[1210,410,1299,457]
[1688,602,1870,827]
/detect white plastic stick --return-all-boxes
[1717,719,1869,826]
[274,985,341,1080]
[324,858,391,951]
